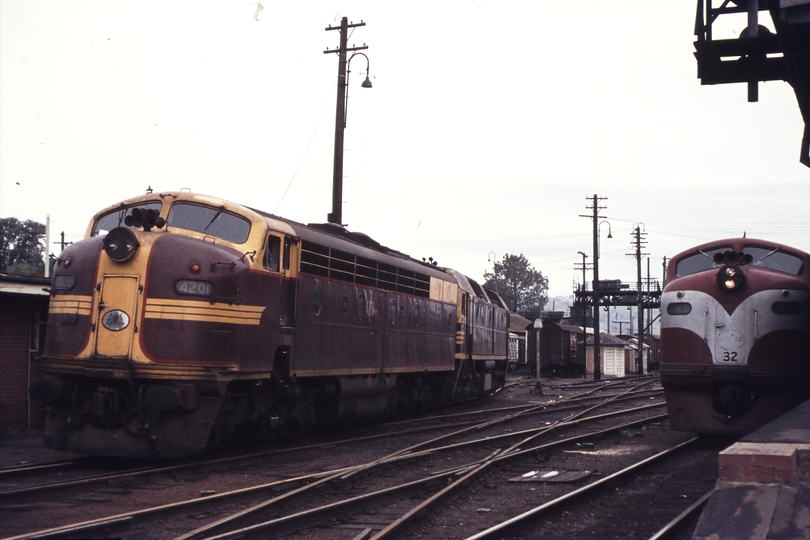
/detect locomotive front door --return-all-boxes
[94,275,140,358]
[714,304,745,365]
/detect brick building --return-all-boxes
[0,274,50,430]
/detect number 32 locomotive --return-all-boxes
[660,237,810,434]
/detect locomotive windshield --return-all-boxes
[743,245,804,275]
[167,203,251,244]
[674,246,730,277]
[92,202,162,236]
[675,244,805,277]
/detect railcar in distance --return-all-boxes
[29,191,509,457]
[660,238,810,434]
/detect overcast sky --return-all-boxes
[1,0,808,299]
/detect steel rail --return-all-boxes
[177,384,663,540]
[174,397,562,540]
[0,457,95,477]
[7,407,667,540]
[0,414,509,500]
[647,489,713,540]
[6,382,664,540]
[465,437,700,540]
[197,463,483,540]
[368,379,660,538]
[3,466,357,540]
[0,386,660,503]
[179,414,671,540]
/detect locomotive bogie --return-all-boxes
[31,192,509,457]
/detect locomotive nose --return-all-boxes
[103,227,140,262]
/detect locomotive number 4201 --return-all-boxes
[175,280,215,297]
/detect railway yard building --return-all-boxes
[0,274,49,431]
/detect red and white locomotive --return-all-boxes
[29,191,509,457]
[660,237,810,434]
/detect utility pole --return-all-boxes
[324,17,369,225]
[575,251,591,377]
[58,232,72,252]
[581,195,607,381]
[647,257,653,336]
[574,251,591,293]
[629,225,648,376]
[44,214,51,278]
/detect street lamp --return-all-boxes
[324,17,372,226]
[344,52,372,129]
[592,219,611,381]
[598,221,612,258]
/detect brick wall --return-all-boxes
[0,294,48,430]
[719,442,810,483]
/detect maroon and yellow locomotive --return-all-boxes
[29,192,509,457]
[660,237,810,434]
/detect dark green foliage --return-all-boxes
[0,217,46,276]
[483,253,549,316]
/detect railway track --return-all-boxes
[0,383,663,501]
[1,377,706,540]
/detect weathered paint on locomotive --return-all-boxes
[31,191,508,457]
[660,238,810,434]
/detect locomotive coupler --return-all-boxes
[712,370,752,417]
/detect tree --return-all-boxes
[483,253,549,316]
[0,217,46,276]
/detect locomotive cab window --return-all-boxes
[674,247,730,277]
[743,245,805,275]
[92,202,162,236]
[167,203,251,244]
[265,235,281,272]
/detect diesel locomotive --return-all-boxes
[29,191,509,457]
[660,237,810,434]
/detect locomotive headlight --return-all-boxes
[103,227,140,262]
[102,310,130,331]
[716,266,745,291]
